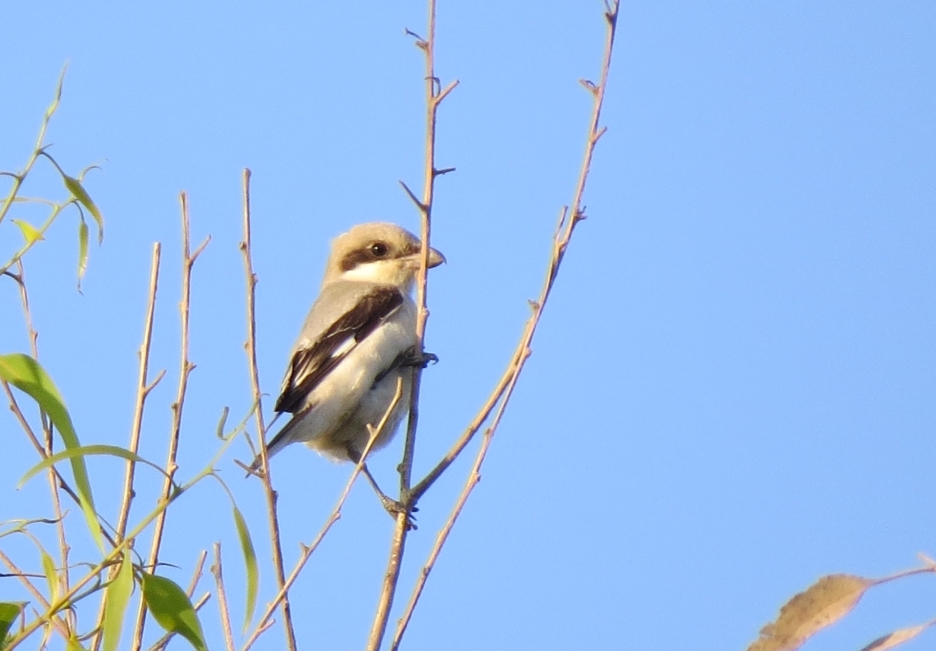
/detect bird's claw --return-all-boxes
[378,496,419,530]
[406,350,438,368]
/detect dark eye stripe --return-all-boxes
[339,242,392,271]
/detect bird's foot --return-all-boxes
[377,495,419,531]
[405,349,438,369]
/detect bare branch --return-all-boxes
[116,243,161,541]
[398,180,426,212]
[242,379,405,651]
[212,544,236,651]
[133,192,205,650]
[88,243,163,651]
[368,0,458,646]
[393,2,623,644]
[238,168,296,651]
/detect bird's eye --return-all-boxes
[370,242,389,257]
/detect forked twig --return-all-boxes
[132,193,210,651]
[391,2,622,646]
[367,0,458,647]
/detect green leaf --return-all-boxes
[0,602,25,644]
[19,444,168,489]
[232,504,259,631]
[62,175,103,243]
[11,219,44,245]
[77,219,89,286]
[45,65,66,119]
[40,550,58,602]
[0,353,102,551]
[141,573,207,651]
[102,553,134,651]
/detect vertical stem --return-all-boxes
[133,193,207,651]
[398,0,440,495]
[90,243,162,651]
[390,2,622,648]
[116,243,162,540]
[370,2,457,650]
[239,168,298,651]
[212,544,236,651]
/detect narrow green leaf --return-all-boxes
[62,175,103,243]
[19,444,167,489]
[40,550,58,602]
[45,65,66,119]
[140,573,207,651]
[77,219,89,286]
[102,553,134,651]
[0,353,102,550]
[232,504,259,631]
[0,602,26,644]
[11,219,44,244]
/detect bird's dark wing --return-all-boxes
[273,286,404,414]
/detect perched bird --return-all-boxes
[252,222,445,474]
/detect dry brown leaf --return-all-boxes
[746,574,872,651]
[858,622,933,651]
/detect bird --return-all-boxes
[251,222,445,491]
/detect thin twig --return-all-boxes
[8,260,78,638]
[212,544,236,651]
[0,67,65,228]
[390,344,530,649]
[0,380,96,542]
[0,549,70,641]
[132,193,209,651]
[367,0,456,647]
[237,168,297,651]
[90,243,162,651]
[392,2,622,646]
[416,0,619,500]
[241,378,404,651]
[398,0,459,497]
[6,459,216,649]
[115,243,162,540]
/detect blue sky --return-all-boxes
[2,2,935,650]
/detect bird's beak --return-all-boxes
[405,246,446,270]
[427,247,446,268]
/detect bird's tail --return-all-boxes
[249,412,289,472]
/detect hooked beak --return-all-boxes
[427,247,446,268]
[407,246,446,269]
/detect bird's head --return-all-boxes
[325,222,445,291]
